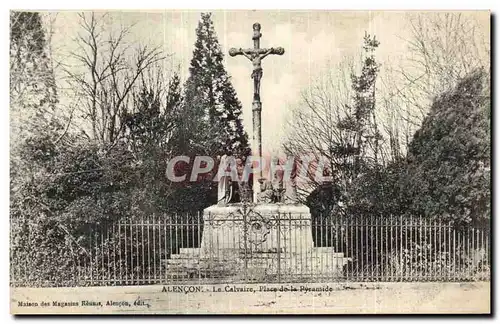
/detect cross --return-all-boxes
[229,23,284,203]
[229,23,284,102]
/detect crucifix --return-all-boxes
[229,23,285,202]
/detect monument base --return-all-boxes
[165,204,351,281]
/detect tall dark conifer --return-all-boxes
[180,12,249,158]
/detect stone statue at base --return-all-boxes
[283,157,299,204]
[257,157,299,204]
[257,178,274,203]
[217,154,233,206]
[236,156,252,203]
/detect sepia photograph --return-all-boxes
[9,9,491,314]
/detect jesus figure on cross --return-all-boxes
[229,23,284,101]
[239,48,273,100]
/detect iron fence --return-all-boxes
[10,211,490,287]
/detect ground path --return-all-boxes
[11,282,490,314]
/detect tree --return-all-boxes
[9,11,171,286]
[406,12,490,101]
[380,12,490,153]
[64,12,164,145]
[404,70,490,225]
[340,32,381,176]
[123,72,182,213]
[284,33,381,219]
[283,57,354,207]
[347,160,409,219]
[167,12,250,211]
[180,12,249,158]
[10,11,60,152]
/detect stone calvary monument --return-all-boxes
[166,23,350,282]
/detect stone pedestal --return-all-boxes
[165,204,351,281]
[200,204,313,256]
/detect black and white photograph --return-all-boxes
[8,9,491,314]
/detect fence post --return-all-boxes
[350,215,354,281]
[352,215,356,281]
[243,206,248,283]
[164,215,168,283]
[197,212,201,283]
[277,212,281,283]
[320,213,323,281]
[467,226,471,280]
[89,227,93,286]
[447,223,451,281]
[418,215,422,281]
[153,214,157,284]
[432,217,436,281]
[345,212,350,282]
[399,215,403,282]
[388,215,393,282]
[370,214,374,280]
[169,215,173,282]
[424,215,428,281]
[409,214,413,281]
[453,225,458,281]
[135,217,139,284]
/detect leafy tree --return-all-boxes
[10,135,139,286]
[404,70,490,225]
[347,161,409,218]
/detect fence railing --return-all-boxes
[312,214,490,283]
[10,212,490,287]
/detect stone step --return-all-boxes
[314,246,335,251]
[166,253,348,264]
[166,261,241,269]
[313,247,343,253]
[170,248,200,257]
[172,247,345,255]
[179,248,200,254]
[167,265,238,272]
[171,253,200,259]
[166,264,239,276]
[166,258,240,265]
[312,252,346,258]
[166,262,200,268]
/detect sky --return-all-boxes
[47,10,490,153]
